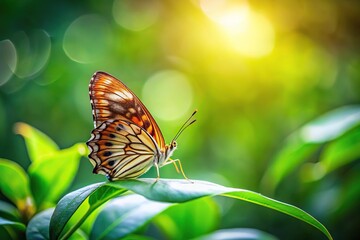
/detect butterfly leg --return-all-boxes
[164,159,193,182]
[154,162,160,182]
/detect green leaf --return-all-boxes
[90,194,217,240]
[51,179,333,240]
[26,208,54,240]
[194,228,278,240]
[14,122,59,163]
[0,200,21,221]
[0,217,26,231]
[300,105,360,143]
[320,127,360,173]
[0,159,34,218]
[110,179,332,240]
[108,179,229,202]
[155,197,219,239]
[261,139,320,192]
[27,208,88,240]
[331,166,360,217]
[222,191,331,238]
[90,194,171,240]
[28,143,86,209]
[262,105,360,191]
[50,183,126,240]
[109,179,332,240]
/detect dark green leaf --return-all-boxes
[26,208,54,240]
[0,200,21,221]
[0,217,26,231]
[27,208,87,240]
[90,194,171,240]
[50,182,126,240]
[331,166,360,217]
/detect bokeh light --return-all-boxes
[113,0,160,31]
[0,39,17,86]
[63,14,112,63]
[142,70,193,121]
[12,29,51,78]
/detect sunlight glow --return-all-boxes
[200,0,275,57]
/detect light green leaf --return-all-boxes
[300,105,360,143]
[0,159,34,218]
[194,228,278,240]
[262,105,360,191]
[155,197,219,240]
[320,127,360,173]
[14,122,59,163]
[28,143,86,209]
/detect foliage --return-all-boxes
[0,123,86,239]
[1,1,360,239]
[0,121,341,239]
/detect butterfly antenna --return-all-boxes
[172,110,197,142]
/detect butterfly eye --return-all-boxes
[171,141,177,148]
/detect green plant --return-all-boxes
[0,122,335,240]
[0,123,86,239]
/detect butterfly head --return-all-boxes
[168,140,177,153]
[162,110,197,161]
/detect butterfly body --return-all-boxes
[87,71,184,181]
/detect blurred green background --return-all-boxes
[1,0,360,239]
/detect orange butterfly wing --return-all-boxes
[89,71,165,149]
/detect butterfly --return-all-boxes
[86,71,196,181]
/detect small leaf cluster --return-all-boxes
[0,123,86,239]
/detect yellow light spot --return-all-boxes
[200,0,275,57]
